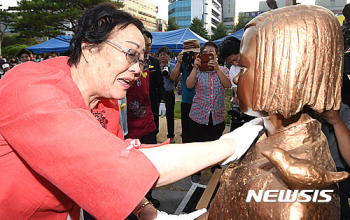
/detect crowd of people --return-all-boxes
[0,49,58,79]
[0,2,350,220]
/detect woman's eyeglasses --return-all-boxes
[104,40,150,69]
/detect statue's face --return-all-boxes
[233,27,267,117]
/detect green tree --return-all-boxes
[0,9,17,55]
[2,44,28,58]
[234,14,252,32]
[210,22,227,41]
[189,17,209,40]
[167,16,180,31]
[12,0,124,40]
[2,34,32,48]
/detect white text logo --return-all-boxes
[246,190,333,203]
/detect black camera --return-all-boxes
[183,51,194,64]
[162,64,170,77]
[182,51,194,71]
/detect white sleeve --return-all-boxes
[229,65,240,88]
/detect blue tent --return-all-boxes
[27,35,72,53]
[150,28,208,53]
[213,28,245,47]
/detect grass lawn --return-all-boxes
[174,89,233,125]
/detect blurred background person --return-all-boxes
[1,63,11,79]
[51,51,59,58]
[44,53,53,60]
[17,49,31,63]
[143,31,166,135]
[37,54,43,62]
[10,57,18,66]
[125,31,161,209]
[219,36,241,103]
[169,39,200,144]
[342,3,350,52]
[158,46,178,143]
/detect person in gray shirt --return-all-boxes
[322,102,350,219]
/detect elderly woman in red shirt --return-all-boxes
[186,41,231,182]
[0,4,264,220]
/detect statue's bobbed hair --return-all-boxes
[247,5,343,118]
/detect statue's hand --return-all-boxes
[220,118,264,165]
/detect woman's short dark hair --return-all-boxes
[68,3,144,67]
[219,37,241,60]
[17,48,31,59]
[200,41,218,54]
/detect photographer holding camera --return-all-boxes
[186,41,231,183]
[169,39,200,145]
[158,46,179,143]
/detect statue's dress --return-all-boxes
[207,114,340,219]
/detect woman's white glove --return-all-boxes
[155,208,207,220]
[159,102,166,118]
[220,117,264,165]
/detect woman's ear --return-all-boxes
[81,42,98,63]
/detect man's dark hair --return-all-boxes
[219,37,241,60]
[343,3,350,21]
[142,30,153,42]
[158,46,170,55]
[17,48,31,59]
[200,41,218,54]
[68,3,144,67]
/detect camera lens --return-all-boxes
[183,51,194,64]
[162,65,170,77]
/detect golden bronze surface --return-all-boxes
[202,5,349,220]
[206,115,347,219]
[262,147,350,191]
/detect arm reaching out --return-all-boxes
[140,118,264,186]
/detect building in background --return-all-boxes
[157,18,168,32]
[221,0,236,34]
[220,0,261,34]
[120,0,158,31]
[168,0,222,36]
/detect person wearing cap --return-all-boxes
[0,3,264,220]
[343,3,350,52]
[169,39,200,145]
[158,46,179,143]
[1,63,11,79]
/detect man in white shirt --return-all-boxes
[219,37,241,103]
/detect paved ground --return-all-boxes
[152,94,231,214]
